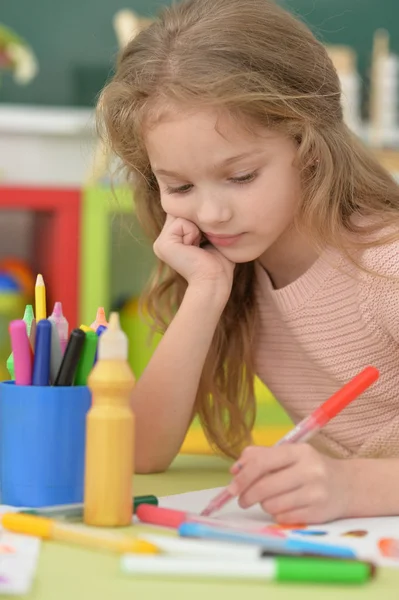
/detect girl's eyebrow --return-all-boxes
[154,150,263,177]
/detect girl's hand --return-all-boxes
[153,215,235,295]
[227,444,351,524]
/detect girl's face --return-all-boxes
[145,107,303,268]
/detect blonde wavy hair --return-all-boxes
[97,0,399,458]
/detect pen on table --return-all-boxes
[48,301,69,354]
[7,305,35,380]
[178,522,356,559]
[35,274,47,322]
[21,495,159,519]
[54,328,85,386]
[74,330,98,386]
[121,554,375,584]
[135,504,284,539]
[201,366,380,517]
[1,513,158,556]
[32,320,52,386]
[49,320,63,385]
[9,320,33,385]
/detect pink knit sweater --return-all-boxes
[254,239,399,459]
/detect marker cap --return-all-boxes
[98,312,128,361]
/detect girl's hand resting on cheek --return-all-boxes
[228,444,352,524]
[153,215,235,294]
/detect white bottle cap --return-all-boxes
[98,312,128,360]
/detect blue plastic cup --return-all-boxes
[0,382,91,507]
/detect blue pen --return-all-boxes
[32,319,52,386]
[94,325,107,364]
[178,523,355,559]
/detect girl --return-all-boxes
[98,0,399,524]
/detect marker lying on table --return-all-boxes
[135,504,284,537]
[201,366,380,517]
[178,523,356,559]
[121,555,375,584]
[1,513,158,556]
[137,533,286,559]
[21,495,158,519]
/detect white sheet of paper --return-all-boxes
[0,506,41,595]
[157,487,399,567]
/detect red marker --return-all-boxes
[135,504,285,537]
[136,505,187,529]
[201,366,380,517]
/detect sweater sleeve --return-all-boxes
[353,239,399,458]
[359,239,399,343]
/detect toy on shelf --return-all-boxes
[87,10,152,185]
[0,186,80,326]
[326,45,362,136]
[0,268,29,381]
[369,29,399,149]
[0,257,35,300]
[0,24,38,86]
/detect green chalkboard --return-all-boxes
[0,0,398,107]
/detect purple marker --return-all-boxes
[49,302,69,353]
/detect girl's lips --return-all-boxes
[205,233,243,247]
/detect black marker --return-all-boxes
[54,328,86,386]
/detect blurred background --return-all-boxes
[1,0,398,454]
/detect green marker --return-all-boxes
[7,304,35,380]
[21,495,158,520]
[6,353,15,380]
[121,554,374,584]
[74,330,98,386]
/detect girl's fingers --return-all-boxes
[228,445,298,496]
[273,506,316,525]
[259,486,309,517]
[238,465,304,509]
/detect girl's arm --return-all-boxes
[343,457,399,517]
[132,283,227,473]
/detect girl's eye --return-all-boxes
[229,171,257,184]
[166,184,193,195]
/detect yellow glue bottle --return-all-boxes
[83,312,135,527]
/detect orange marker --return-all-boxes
[202,366,380,517]
[83,312,135,527]
[90,307,108,331]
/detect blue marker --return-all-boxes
[94,325,107,364]
[32,319,52,386]
[178,523,356,559]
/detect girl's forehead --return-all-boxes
[143,102,273,142]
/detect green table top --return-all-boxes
[10,455,399,600]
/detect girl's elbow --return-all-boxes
[134,454,174,474]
